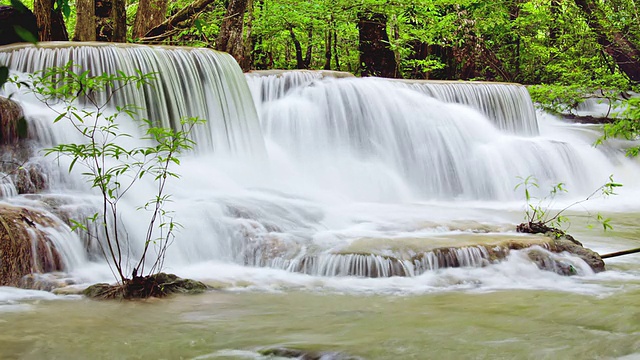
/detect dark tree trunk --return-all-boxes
[357,11,397,78]
[73,0,96,41]
[111,0,126,42]
[549,0,560,44]
[95,0,113,41]
[240,0,254,71]
[324,28,332,70]
[333,29,340,71]
[303,26,312,68]
[133,0,168,39]
[33,0,68,41]
[574,0,640,82]
[289,28,304,69]
[216,0,249,68]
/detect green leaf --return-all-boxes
[0,67,9,88]
[13,25,38,44]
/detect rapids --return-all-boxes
[0,44,640,358]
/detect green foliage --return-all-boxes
[16,62,203,282]
[598,97,640,157]
[527,85,590,114]
[515,175,622,232]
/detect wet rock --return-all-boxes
[549,235,605,273]
[0,97,27,145]
[258,347,362,360]
[0,203,65,286]
[525,248,578,276]
[19,272,76,291]
[83,273,211,300]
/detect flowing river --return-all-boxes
[0,43,639,359]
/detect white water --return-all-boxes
[1,44,640,307]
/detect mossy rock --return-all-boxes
[0,97,27,145]
[0,203,65,286]
[83,273,211,300]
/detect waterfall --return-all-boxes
[247,70,538,135]
[0,42,266,156]
[395,80,539,135]
[1,44,639,285]
[258,77,610,200]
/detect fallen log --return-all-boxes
[600,247,640,259]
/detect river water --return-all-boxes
[0,44,639,359]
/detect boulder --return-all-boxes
[0,203,65,286]
[0,96,27,145]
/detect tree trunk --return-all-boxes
[324,28,331,70]
[574,0,640,82]
[216,0,249,67]
[357,11,397,78]
[96,0,113,41]
[241,0,254,71]
[333,30,340,71]
[133,0,168,39]
[289,28,304,69]
[111,0,126,42]
[73,0,96,41]
[303,26,312,68]
[33,0,68,41]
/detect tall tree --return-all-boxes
[133,0,168,39]
[73,0,96,41]
[33,0,68,41]
[358,11,397,78]
[216,0,249,69]
[112,0,126,42]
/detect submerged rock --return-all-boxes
[547,234,605,273]
[0,203,65,286]
[19,272,75,291]
[258,347,362,360]
[516,221,605,273]
[83,272,211,300]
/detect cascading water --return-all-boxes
[1,44,639,294]
[257,77,620,200]
[0,42,265,157]
[247,70,538,135]
[394,80,539,135]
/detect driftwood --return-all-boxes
[600,247,640,259]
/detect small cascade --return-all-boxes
[395,80,539,135]
[246,70,354,107]
[249,242,593,278]
[0,42,266,156]
[247,70,538,135]
[0,203,86,287]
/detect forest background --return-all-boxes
[3,0,640,112]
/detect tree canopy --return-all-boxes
[3,0,639,90]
